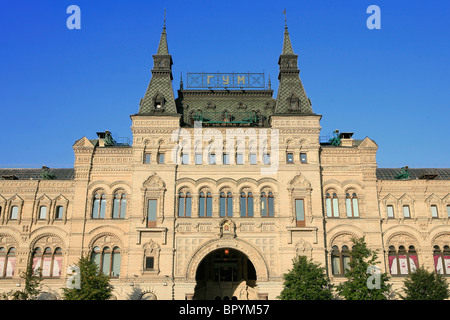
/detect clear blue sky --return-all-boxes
[0,0,449,168]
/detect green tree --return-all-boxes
[336,237,391,300]
[400,266,450,300]
[1,265,43,300]
[62,255,113,300]
[278,255,333,300]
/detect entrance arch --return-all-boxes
[185,238,269,282]
[194,248,258,300]
[185,238,269,300]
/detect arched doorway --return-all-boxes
[193,248,258,300]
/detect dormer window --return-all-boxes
[153,94,165,111]
[288,94,300,111]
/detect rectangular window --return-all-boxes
[346,198,352,217]
[195,153,202,165]
[387,205,394,218]
[113,198,120,218]
[249,153,257,165]
[403,205,410,218]
[240,195,254,217]
[144,153,151,164]
[209,153,216,165]
[300,153,307,164]
[147,199,157,227]
[92,199,99,219]
[99,198,106,219]
[10,206,19,220]
[286,153,294,164]
[447,205,450,218]
[326,198,332,218]
[295,199,305,227]
[431,205,438,218]
[55,206,64,220]
[145,257,154,270]
[236,153,244,165]
[263,154,270,165]
[222,153,230,165]
[39,206,47,220]
[332,198,339,218]
[352,198,359,218]
[158,153,165,164]
[181,153,189,165]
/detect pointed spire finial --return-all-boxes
[180,72,184,90]
[163,8,166,30]
[283,8,287,29]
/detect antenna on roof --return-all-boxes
[163,8,166,30]
[283,8,287,29]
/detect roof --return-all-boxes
[176,89,275,127]
[0,168,75,181]
[376,168,450,181]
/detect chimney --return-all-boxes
[339,132,354,147]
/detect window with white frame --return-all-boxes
[430,205,439,218]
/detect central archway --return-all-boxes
[185,238,269,300]
[194,248,258,300]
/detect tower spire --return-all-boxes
[137,11,177,115]
[157,9,169,55]
[275,20,313,115]
[281,9,294,55]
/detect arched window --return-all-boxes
[199,191,212,217]
[261,192,274,217]
[178,192,192,217]
[325,193,339,218]
[55,206,64,220]
[433,245,450,275]
[430,205,439,218]
[32,247,62,278]
[388,245,418,275]
[331,245,351,276]
[38,206,47,220]
[0,247,16,278]
[113,192,127,219]
[387,205,395,218]
[240,191,254,217]
[92,193,106,219]
[10,206,19,220]
[345,193,359,218]
[220,192,233,217]
[402,205,411,218]
[91,246,121,278]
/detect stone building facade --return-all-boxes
[0,24,449,300]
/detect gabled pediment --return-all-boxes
[358,137,378,149]
[73,136,94,148]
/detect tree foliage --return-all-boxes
[336,237,391,300]
[401,266,450,300]
[278,255,333,300]
[1,265,42,300]
[62,255,113,300]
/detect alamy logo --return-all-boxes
[67,5,81,30]
[366,265,381,289]
[366,5,381,30]
[66,265,81,289]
